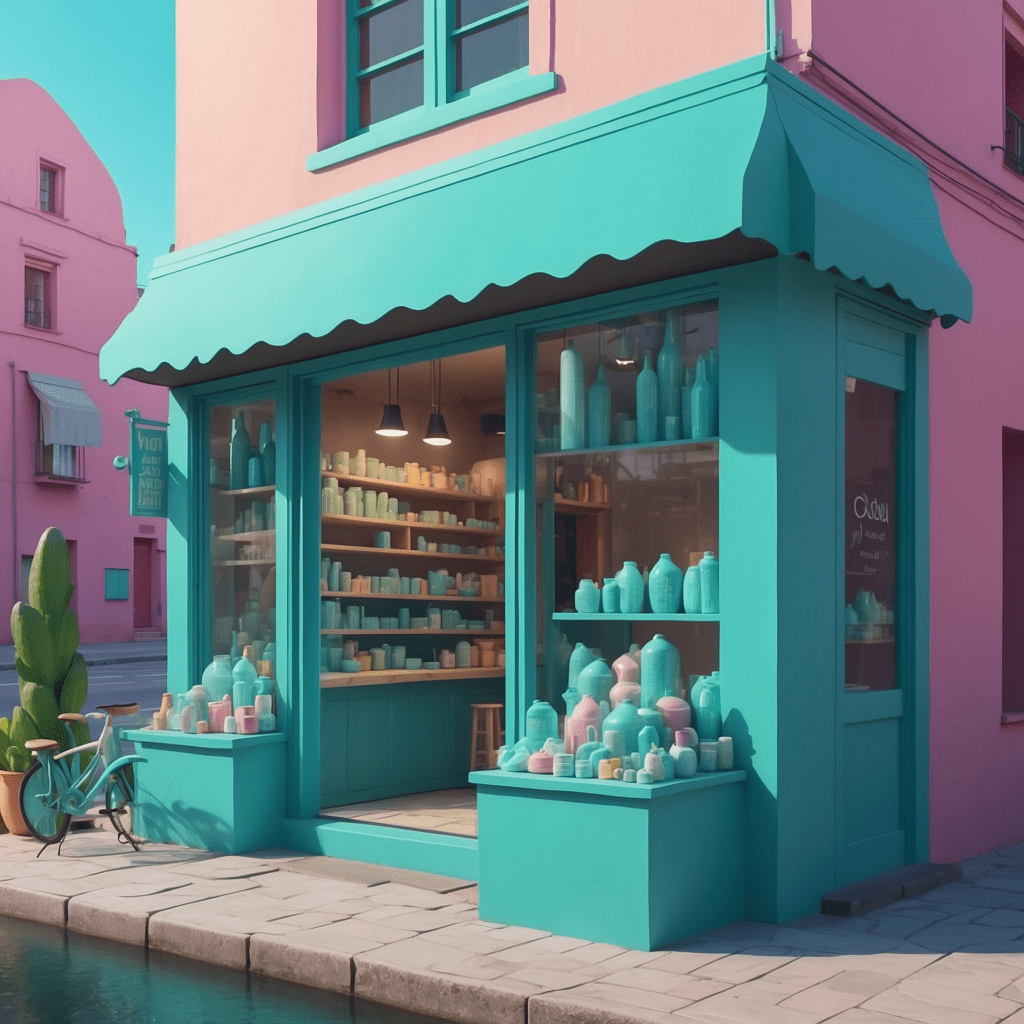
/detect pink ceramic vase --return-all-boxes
[612,652,640,684]
[609,677,641,709]
[656,696,690,734]
[564,695,603,755]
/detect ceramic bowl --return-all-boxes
[341,660,361,672]
[405,658,423,670]
[423,661,440,670]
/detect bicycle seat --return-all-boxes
[58,712,88,723]
[24,739,58,752]
[95,703,140,717]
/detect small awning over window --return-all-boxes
[100,54,972,386]
[26,373,103,448]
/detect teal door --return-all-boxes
[836,301,924,886]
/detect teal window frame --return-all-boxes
[308,0,556,171]
[104,568,130,601]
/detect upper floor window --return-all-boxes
[25,265,53,330]
[39,161,63,215]
[352,0,528,130]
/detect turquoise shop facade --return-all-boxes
[101,57,970,949]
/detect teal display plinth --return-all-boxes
[471,769,747,950]
[123,729,287,853]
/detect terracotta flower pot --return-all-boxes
[0,770,28,836]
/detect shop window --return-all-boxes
[535,302,721,739]
[352,0,527,130]
[207,398,278,724]
[24,265,53,330]
[39,161,63,215]
[844,377,898,692]
[1005,33,1024,175]
[318,346,506,814]
[1003,427,1024,715]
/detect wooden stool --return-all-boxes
[470,703,504,770]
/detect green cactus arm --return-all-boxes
[48,609,80,683]
[11,602,56,688]
[20,682,63,746]
[27,528,72,619]
[9,706,40,747]
[58,654,88,715]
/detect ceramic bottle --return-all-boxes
[691,670,722,741]
[670,736,698,777]
[656,695,690,734]
[636,350,659,444]
[648,553,683,614]
[232,652,258,711]
[564,696,603,755]
[691,358,714,441]
[574,578,600,613]
[202,655,234,702]
[707,347,719,433]
[640,633,680,708]
[560,339,585,451]
[260,422,276,487]
[247,452,264,488]
[683,554,702,614]
[568,642,596,693]
[525,700,558,752]
[601,577,620,614]
[616,561,645,615]
[230,412,251,490]
[601,698,641,754]
[577,658,615,706]
[656,316,684,440]
[587,363,612,448]
[699,551,720,614]
[680,364,695,439]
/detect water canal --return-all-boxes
[0,914,449,1024]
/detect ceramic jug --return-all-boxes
[230,412,251,490]
[616,561,645,615]
[562,685,582,721]
[202,655,234,703]
[574,578,600,614]
[648,553,683,614]
[577,658,615,706]
[609,675,641,710]
[682,556,702,613]
[601,577,621,614]
[568,642,596,693]
[854,589,879,623]
[636,350,659,444]
[657,315,684,439]
[564,697,603,755]
[640,633,680,708]
[656,695,690,734]
[560,339,585,451]
[691,670,722,741]
[601,696,641,755]
[699,551,720,614]
[525,700,558,752]
[588,363,612,448]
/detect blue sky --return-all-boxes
[0,1,176,287]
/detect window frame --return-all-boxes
[24,262,55,332]
[34,404,85,482]
[38,159,64,216]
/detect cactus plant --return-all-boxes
[0,528,90,773]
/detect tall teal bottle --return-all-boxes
[680,364,695,440]
[230,412,251,490]
[616,561,645,615]
[640,633,680,709]
[260,422,276,486]
[587,364,611,448]
[648,553,683,614]
[560,339,585,451]
[691,670,722,741]
[636,350,659,444]
[656,316,684,440]
[691,358,714,441]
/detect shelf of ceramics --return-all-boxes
[320,590,502,604]
[320,666,505,689]
[216,530,276,542]
[323,470,502,505]
[322,513,502,536]
[215,559,276,567]
[551,612,720,622]
[538,438,719,460]
[552,497,611,513]
[213,484,277,499]
[321,543,504,563]
[320,628,504,637]
[845,636,894,645]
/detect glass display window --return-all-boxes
[535,302,720,723]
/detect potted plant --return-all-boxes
[0,528,90,835]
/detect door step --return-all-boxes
[821,862,962,916]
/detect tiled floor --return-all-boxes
[320,787,478,838]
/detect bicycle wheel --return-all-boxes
[19,760,71,845]
[105,770,133,837]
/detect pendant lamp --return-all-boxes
[424,359,452,446]
[376,366,408,437]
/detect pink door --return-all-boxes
[133,538,152,629]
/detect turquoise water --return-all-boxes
[0,915,448,1024]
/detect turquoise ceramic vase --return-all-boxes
[691,670,722,741]
[699,551,720,614]
[691,358,714,441]
[648,553,683,614]
[636,350,659,444]
[525,700,558,752]
[560,339,585,451]
[232,656,258,711]
[616,561,645,615]
[260,422,276,487]
[202,655,234,703]
[601,698,641,755]
[568,642,596,693]
[601,577,620,613]
[247,452,264,488]
[574,578,600,613]
[657,316,684,440]
[230,412,251,490]
[683,562,702,614]
[577,658,615,706]
[587,364,611,448]
[640,633,680,708]
[680,364,694,439]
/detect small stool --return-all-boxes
[470,703,504,770]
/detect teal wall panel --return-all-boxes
[844,719,901,843]
[104,568,130,600]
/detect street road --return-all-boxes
[0,659,167,738]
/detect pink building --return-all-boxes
[0,78,167,644]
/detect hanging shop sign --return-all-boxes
[119,410,169,518]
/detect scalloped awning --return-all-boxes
[100,55,971,386]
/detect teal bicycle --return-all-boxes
[18,703,146,855]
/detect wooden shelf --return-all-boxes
[552,497,611,513]
[321,590,502,603]
[538,438,719,460]
[215,559,276,567]
[552,611,719,622]
[323,470,501,505]
[214,484,276,498]
[320,628,504,636]
[320,666,505,689]
[322,543,504,563]
[322,513,501,536]
[845,636,894,645]
[218,530,276,542]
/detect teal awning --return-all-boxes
[101,55,971,385]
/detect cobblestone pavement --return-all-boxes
[3,829,1024,1024]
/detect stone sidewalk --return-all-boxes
[3,830,1024,1024]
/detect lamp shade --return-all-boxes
[423,411,452,445]
[376,404,408,437]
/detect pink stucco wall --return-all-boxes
[175,0,769,248]
[0,79,168,645]
[788,1,1024,860]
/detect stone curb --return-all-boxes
[0,654,167,671]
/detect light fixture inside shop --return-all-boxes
[424,359,452,446]
[376,366,408,437]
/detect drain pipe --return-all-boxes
[10,360,17,610]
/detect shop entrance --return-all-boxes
[838,305,915,886]
[317,345,506,836]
